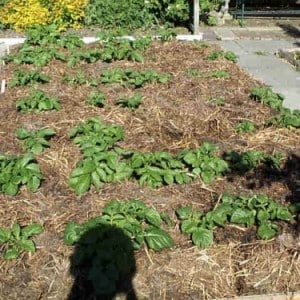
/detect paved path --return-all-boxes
[213,28,300,110]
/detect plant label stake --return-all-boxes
[1,79,6,94]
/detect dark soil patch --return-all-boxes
[0,39,300,299]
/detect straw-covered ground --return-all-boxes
[0,38,300,299]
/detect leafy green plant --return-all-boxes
[4,45,67,67]
[16,127,56,154]
[9,69,51,87]
[100,68,170,88]
[225,150,284,172]
[210,70,229,78]
[69,153,133,195]
[64,199,174,250]
[176,206,214,248]
[186,69,229,79]
[25,25,84,49]
[116,93,143,110]
[16,90,61,112]
[68,117,124,158]
[130,151,191,188]
[176,193,293,248]
[0,153,43,196]
[0,223,44,260]
[235,120,256,133]
[63,71,98,86]
[266,108,300,128]
[87,92,105,107]
[250,86,284,111]
[206,50,238,63]
[156,26,177,42]
[177,142,228,183]
[216,194,293,239]
[67,48,103,67]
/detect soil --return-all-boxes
[0,37,300,300]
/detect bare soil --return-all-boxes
[0,39,300,299]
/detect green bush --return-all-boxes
[84,0,190,29]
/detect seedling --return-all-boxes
[177,142,228,183]
[176,193,293,248]
[0,223,44,260]
[250,86,284,111]
[266,108,300,128]
[16,90,61,112]
[87,92,106,107]
[64,199,173,294]
[0,153,43,196]
[16,127,56,154]
[9,69,51,87]
[235,120,256,133]
[207,50,238,63]
[116,93,143,110]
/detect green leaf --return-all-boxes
[64,222,83,245]
[22,224,44,238]
[3,247,20,260]
[176,206,193,220]
[26,176,41,192]
[164,174,174,185]
[230,208,255,226]
[0,228,11,244]
[144,227,174,251]
[192,228,213,248]
[19,238,35,252]
[25,163,41,173]
[276,207,292,221]
[3,182,19,196]
[257,223,276,240]
[12,223,21,239]
[30,143,44,154]
[257,210,270,223]
[16,128,29,139]
[74,174,91,195]
[181,219,198,234]
[144,208,162,228]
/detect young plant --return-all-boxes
[216,194,293,240]
[16,90,61,112]
[206,50,238,63]
[0,223,44,260]
[16,127,56,154]
[69,153,133,195]
[266,108,300,128]
[68,117,124,158]
[63,71,98,86]
[156,26,177,42]
[87,92,105,107]
[116,93,143,110]
[177,142,228,183]
[235,120,256,133]
[210,70,229,78]
[64,199,173,295]
[176,206,214,248]
[0,153,43,196]
[225,150,284,172]
[64,199,174,250]
[250,86,284,111]
[9,69,51,87]
[130,151,191,188]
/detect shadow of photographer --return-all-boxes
[68,224,137,300]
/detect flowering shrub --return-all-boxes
[0,0,88,31]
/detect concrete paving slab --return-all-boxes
[217,39,300,110]
[213,28,237,40]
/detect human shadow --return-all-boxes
[68,224,137,300]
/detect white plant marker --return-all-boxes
[1,79,6,94]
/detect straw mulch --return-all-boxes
[0,40,299,299]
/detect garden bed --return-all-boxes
[0,30,300,299]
